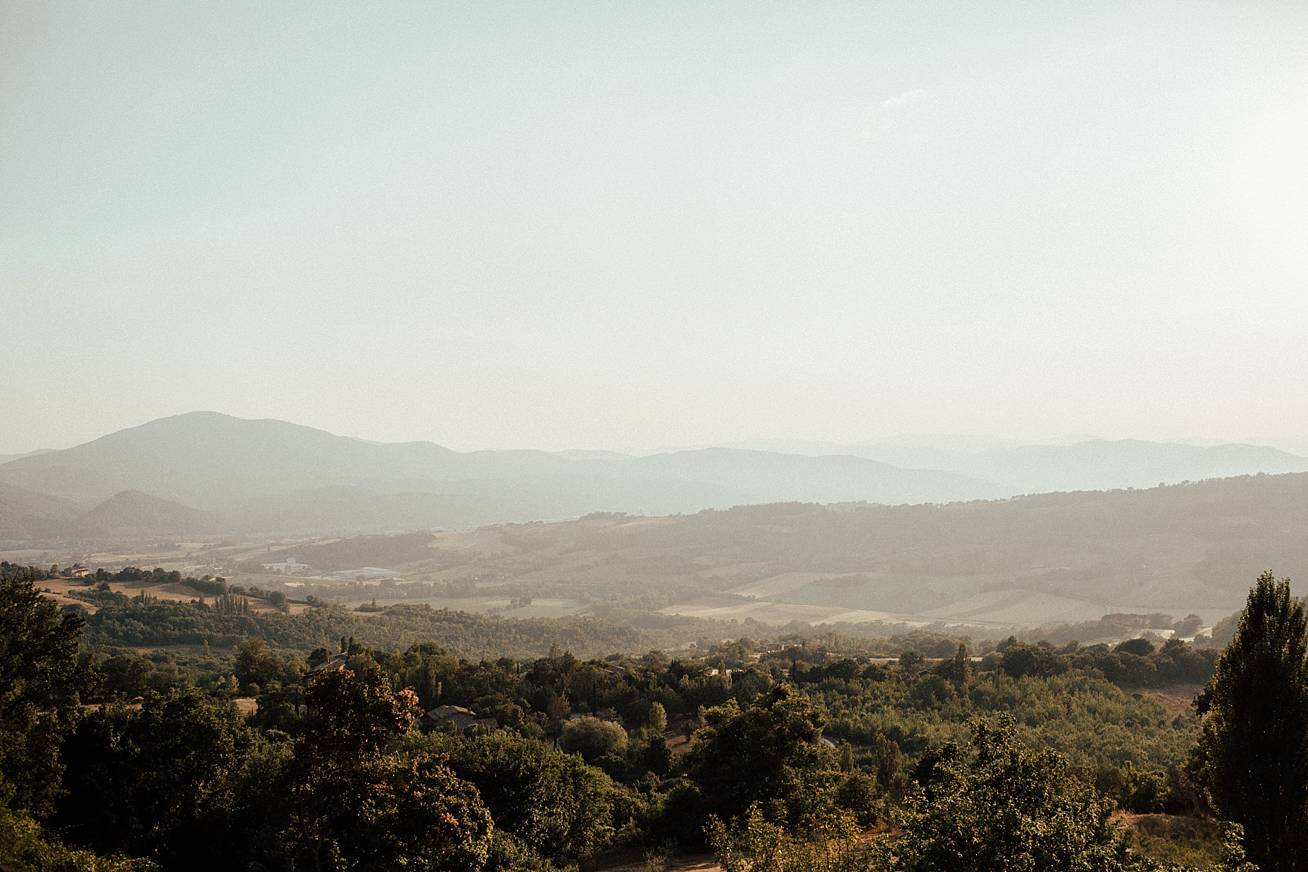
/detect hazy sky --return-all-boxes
[3,1,1306,453]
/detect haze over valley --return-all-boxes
[5,411,1307,637]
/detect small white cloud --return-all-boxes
[861,89,936,145]
[880,88,931,111]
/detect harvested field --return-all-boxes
[660,595,908,626]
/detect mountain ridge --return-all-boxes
[4,412,1306,540]
[0,412,996,534]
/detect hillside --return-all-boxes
[286,472,1308,629]
[0,412,996,534]
[0,481,82,541]
[5,413,1306,542]
[75,490,218,537]
[0,449,52,465]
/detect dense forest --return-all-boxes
[3,561,1307,870]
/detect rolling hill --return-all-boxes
[365,471,1308,629]
[4,413,1306,542]
[768,437,1308,494]
[0,481,82,541]
[74,490,218,537]
[0,412,997,534]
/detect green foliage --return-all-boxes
[0,556,1285,872]
[1191,570,1308,872]
[181,576,227,596]
[0,798,154,871]
[707,803,877,872]
[1122,815,1240,869]
[290,752,493,872]
[303,657,421,756]
[483,829,566,871]
[232,636,300,693]
[813,663,1196,796]
[685,684,842,834]
[893,718,1144,871]
[637,732,673,777]
[0,567,85,816]
[999,643,1069,679]
[285,658,493,871]
[54,689,259,867]
[420,730,626,864]
[82,598,728,660]
[648,700,668,731]
[706,722,1256,872]
[559,716,629,764]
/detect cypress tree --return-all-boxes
[1192,571,1308,871]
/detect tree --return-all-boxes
[939,643,969,687]
[303,657,420,758]
[639,733,672,776]
[999,643,1067,679]
[428,731,620,864]
[898,651,924,673]
[1117,638,1156,657]
[559,716,628,764]
[707,803,874,872]
[0,567,84,816]
[895,718,1146,871]
[708,719,1255,872]
[55,689,257,867]
[1191,571,1308,872]
[685,684,841,833]
[286,657,492,871]
[290,752,492,872]
[648,701,668,732]
[233,637,285,692]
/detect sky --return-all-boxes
[3,1,1307,454]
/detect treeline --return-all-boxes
[80,598,734,659]
[72,599,1220,820]
[64,629,1214,860]
[0,560,55,582]
[994,635,1216,687]
[5,563,1307,870]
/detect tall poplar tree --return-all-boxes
[1192,571,1308,872]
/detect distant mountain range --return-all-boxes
[0,482,214,541]
[2,411,1307,540]
[0,449,52,466]
[0,412,993,538]
[717,437,1308,495]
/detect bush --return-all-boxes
[560,716,629,764]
